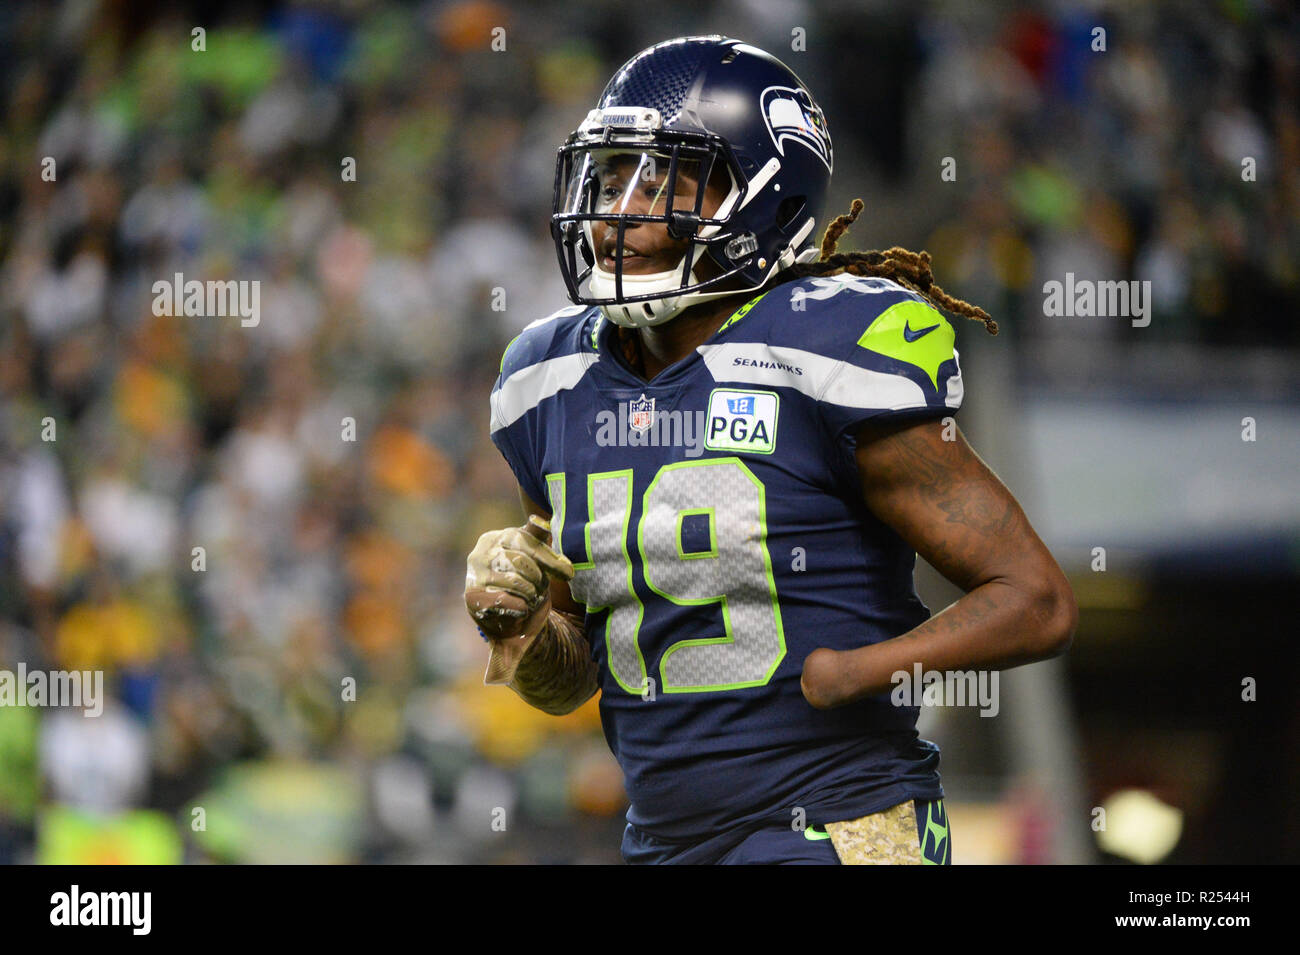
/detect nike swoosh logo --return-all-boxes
[903,320,941,342]
[803,825,831,841]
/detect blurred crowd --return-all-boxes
[0,0,1296,863]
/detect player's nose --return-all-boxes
[601,194,651,225]
[596,215,646,253]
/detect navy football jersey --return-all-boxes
[489,273,965,843]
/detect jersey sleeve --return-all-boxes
[794,277,964,439]
[487,305,591,510]
[489,408,548,510]
[488,333,550,509]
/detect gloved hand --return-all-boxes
[465,515,575,682]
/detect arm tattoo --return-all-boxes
[504,611,599,715]
[863,425,1025,588]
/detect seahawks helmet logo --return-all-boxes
[761,86,832,173]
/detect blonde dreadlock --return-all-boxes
[778,199,998,335]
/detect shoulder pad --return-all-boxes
[498,304,592,378]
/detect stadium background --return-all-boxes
[1,0,1296,863]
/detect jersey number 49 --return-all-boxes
[546,458,786,695]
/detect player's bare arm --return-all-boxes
[801,418,1077,709]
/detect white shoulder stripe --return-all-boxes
[490,353,592,432]
[698,342,839,397]
[698,342,960,411]
[943,350,963,408]
[822,359,929,410]
[523,303,588,333]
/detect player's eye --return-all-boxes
[596,182,663,204]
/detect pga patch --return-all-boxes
[704,389,778,455]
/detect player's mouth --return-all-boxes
[599,238,659,272]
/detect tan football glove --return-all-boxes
[465,514,575,685]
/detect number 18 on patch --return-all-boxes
[704,389,779,455]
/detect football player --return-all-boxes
[464,36,1076,864]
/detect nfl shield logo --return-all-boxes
[629,394,655,433]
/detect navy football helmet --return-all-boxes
[552,36,833,327]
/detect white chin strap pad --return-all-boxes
[599,296,686,329]
[587,242,704,328]
[582,225,812,330]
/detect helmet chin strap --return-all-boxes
[591,244,796,329]
[585,213,819,329]
[590,260,694,328]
